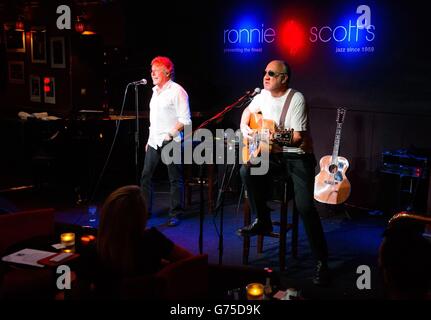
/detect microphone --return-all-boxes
[248,87,261,98]
[235,88,261,109]
[130,78,147,85]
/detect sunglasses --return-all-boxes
[263,70,287,78]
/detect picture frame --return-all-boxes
[4,25,25,52]
[31,30,47,63]
[29,75,41,102]
[8,61,25,84]
[50,37,66,68]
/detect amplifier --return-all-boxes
[381,149,429,179]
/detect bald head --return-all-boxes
[263,60,291,96]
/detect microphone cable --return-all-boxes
[89,83,134,204]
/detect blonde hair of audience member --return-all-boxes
[97,185,192,276]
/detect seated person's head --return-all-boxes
[379,219,431,299]
[97,185,148,275]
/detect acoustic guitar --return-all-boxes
[242,112,293,163]
[314,107,351,205]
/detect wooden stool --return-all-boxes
[184,163,215,213]
[242,180,299,271]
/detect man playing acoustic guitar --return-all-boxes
[238,60,330,286]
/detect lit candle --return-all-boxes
[81,236,90,245]
[61,233,75,247]
[81,235,96,245]
[246,283,264,300]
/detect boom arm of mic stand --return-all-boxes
[194,92,252,132]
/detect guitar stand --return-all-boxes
[343,205,353,220]
[325,203,352,220]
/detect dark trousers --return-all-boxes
[140,141,184,217]
[240,153,328,261]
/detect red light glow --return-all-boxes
[278,19,308,59]
[15,21,24,31]
[75,21,85,33]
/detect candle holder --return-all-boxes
[246,283,264,300]
[60,232,75,247]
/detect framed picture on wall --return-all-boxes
[4,26,25,52]
[29,75,41,102]
[31,30,47,63]
[8,61,25,84]
[50,37,66,68]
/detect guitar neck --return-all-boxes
[331,122,343,164]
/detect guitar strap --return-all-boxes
[278,89,297,129]
[270,89,297,154]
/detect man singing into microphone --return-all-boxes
[141,56,191,227]
[238,59,330,286]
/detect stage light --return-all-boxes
[278,19,306,57]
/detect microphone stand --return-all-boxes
[134,84,140,184]
[215,149,239,264]
[189,90,255,256]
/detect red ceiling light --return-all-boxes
[75,17,85,33]
[15,18,24,31]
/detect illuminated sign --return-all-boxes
[309,23,375,43]
[223,4,377,58]
[223,24,276,44]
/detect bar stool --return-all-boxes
[184,163,215,213]
[242,178,299,271]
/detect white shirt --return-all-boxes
[147,80,192,149]
[247,88,308,154]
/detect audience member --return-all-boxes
[79,185,193,298]
[379,219,431,299]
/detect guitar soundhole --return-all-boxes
[328,164,338,173]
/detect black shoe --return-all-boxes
[313,260,330,286]
[237,219,273,236]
